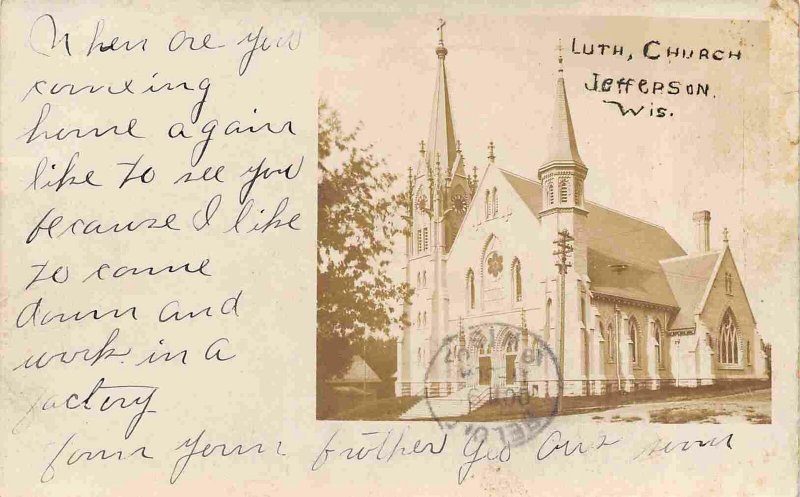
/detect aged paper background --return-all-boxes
[1,0,797,496]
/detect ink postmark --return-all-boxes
[422,322,562,448]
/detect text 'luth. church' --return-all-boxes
[395,26,768,401]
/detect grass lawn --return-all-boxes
[457,380,770,422]
[649,407,727,423]
[328,396,422,421]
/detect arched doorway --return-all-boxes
[505,334,519,385]
[478,340,491,385]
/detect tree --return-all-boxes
[317,99,410,384]
[354,335,398,382]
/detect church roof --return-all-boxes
[542,71,583,166]
[328,355,383,384]
[499,170,686,309]
[659,252,722,329]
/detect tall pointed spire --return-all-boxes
[543,40,583,166]
[426,19,457,176]
[538,40,588,215]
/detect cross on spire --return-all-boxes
[723,227,729,245]
[488,141,496,162]
[435,19,448,58]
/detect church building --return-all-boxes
[395,30,768,399]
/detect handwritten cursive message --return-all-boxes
[3,8,309,488]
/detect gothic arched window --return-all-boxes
[548,181,555,206]
[607,321,616,363]
[506,335,519,353]
[574,182,582,205]
[629,317,639,364]
[416,272,421,287]
[747,340,751,365]
[719,309,740,365]
[422,271,427,287]
[423,227,429,251]
[466,269,476,310]
[492,187,498,216]
[559,178,569,204]
[484,190,491,219]
[511,258,522,302]
[417,312,421,329]
[654,320,663,367]
[599,322,606,358]
[544,298,552,342]
[580,294,587,326]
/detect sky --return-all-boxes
[319,13,790,344]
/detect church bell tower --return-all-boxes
[537,43,590,396]
[396,21,473,396]
[538,45,588,276]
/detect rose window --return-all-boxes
[487,252,503,278]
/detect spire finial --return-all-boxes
[557,39,564,74]
[419,139,426,156]
[435,19,448,58]
[723,227,729,245]
[488,141,496,162]
[456,139,461,153]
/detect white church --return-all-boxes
[395,31,769,401]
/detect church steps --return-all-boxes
[399,386,491,420]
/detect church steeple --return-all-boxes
[544,43,583,166]
[425,18,457,175]
[538,40,588,214]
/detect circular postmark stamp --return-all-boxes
[421,322,563,448]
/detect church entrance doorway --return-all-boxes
[506,354,516,383]
[478,356,491,385]
[504,333,519,385]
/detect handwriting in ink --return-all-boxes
[40,433,152,484]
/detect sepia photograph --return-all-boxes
[317,14,772,425]
[1,1,797,495]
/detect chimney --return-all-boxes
[692,210,711,253]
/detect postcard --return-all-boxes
[1,1,797,495]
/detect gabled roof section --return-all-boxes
[695,246,757,326]
[585,201,685,307]
[543,71,583,166]
[446,160,492,252]
[329,355,382,384]
[500,169,543,209]
[499,169,685,308]
[659,251,722,330]
[424,39,458,176]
